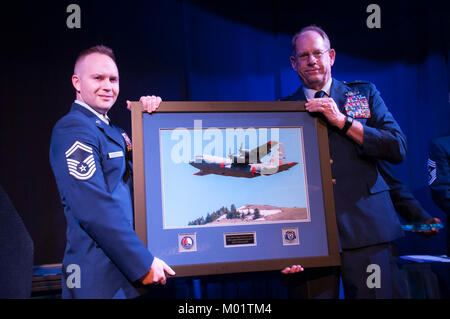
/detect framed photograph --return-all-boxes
[131,101,340,277]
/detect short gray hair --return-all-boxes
[291,25,331,56]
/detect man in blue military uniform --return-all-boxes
[378,160,441,237]
[50,45,175,298]
[428,136,450,215]
[428,136,450,255]
[282,25,409,298]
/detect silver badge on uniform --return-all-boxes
[65,141,96,180]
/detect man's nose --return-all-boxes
[101,79,113,90]
[307,54,318,64]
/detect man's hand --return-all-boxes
[414,217,442,238]
[306,97,364,145]
[305,97,346,129]
[127,95,162,113]
[281,264,304,274]
[140,257,176,285]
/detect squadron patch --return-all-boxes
[65,141,96,180]
[427,158,437,185]
[344,94,371,118]
[282,228,299,246]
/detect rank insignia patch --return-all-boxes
[344,94,371,118]
[65,141,96,180]
[427,158,436,185]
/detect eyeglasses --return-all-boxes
[294,49,330,61]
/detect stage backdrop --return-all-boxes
[0,0,448,274]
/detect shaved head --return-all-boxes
[74,45,116,75]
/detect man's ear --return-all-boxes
[329,49,336,66]
[290,56,297,72]
[72,74,81,93]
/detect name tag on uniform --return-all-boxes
[108,151,124,159]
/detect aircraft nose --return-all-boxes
[189,159,198,167]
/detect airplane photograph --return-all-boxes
[158,127,311,228]
[189,141,298,178]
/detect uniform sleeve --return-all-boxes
[429,138,450,214]
[377,160,431,222]
[50,127,154,282]
[358,83,407,164]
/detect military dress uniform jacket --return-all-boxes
[50,103,154,298]
[377,160,431,223]
[428,136,450,214]
[282,79,407,250]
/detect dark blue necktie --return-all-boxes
[314,90,326,98]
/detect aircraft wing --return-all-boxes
[248,141,278,163]
[194,171,211,176]
[278,162,298,172]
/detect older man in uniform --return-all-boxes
[50,45,175,298]
[282,26,408,298]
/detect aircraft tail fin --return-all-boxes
[269,143,287,166]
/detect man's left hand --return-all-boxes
[414,217,442,238]
[127,95,162,113]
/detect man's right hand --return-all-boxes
[140,257,176,285]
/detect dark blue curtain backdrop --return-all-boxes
[0,0,449,298]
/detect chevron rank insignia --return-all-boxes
[427,158,436,185]
[65,141,96,180]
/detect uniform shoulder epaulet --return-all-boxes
[344,80,371,86]
[280,87,303,101]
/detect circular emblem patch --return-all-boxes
[181,236,194,250]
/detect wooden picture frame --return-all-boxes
[131,101,340,277]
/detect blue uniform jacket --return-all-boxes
[283,79,407,249]
[429,136,450,214]
[50,103,154,298]
[377,160,431,223]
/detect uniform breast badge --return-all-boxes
[121,132,132,152]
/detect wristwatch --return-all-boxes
[341,116,353,134]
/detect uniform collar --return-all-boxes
[302,77,333,100]
[71,102,124,148]
[74,100,110,125]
